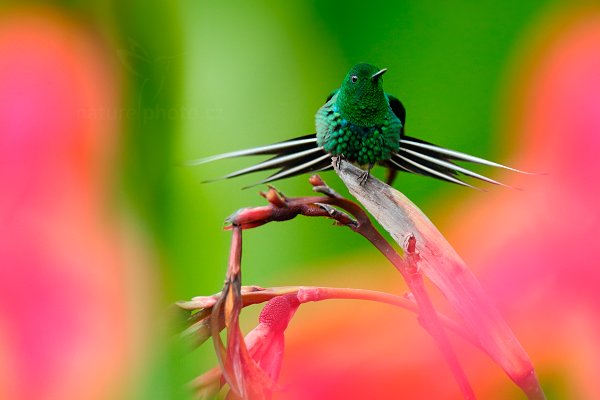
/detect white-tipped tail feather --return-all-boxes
[392,153,477,189]
[400,138,530,174]
[399,147,512,188]
[187,136,318,166]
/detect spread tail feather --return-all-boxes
[400,137,530,174]
[195,134,333,187]
[386,135,522,188]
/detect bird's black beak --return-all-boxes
[371,68,387,81]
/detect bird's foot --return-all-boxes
[358,164,374,186]
[334,155,345,170]
[358,170,370,186]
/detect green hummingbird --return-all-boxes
[191,63,524,188]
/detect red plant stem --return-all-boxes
[347,221,476,400]
[287,188,477,399]
[212,226,280,400]
[295,286,477,347]
[184,285,481,353]
[211,225,246,398]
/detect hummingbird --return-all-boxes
[191,63,524,189]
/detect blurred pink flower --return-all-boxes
[0,7,150,400]
[450,8,600,399]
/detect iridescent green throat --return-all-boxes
[336,85,390,127]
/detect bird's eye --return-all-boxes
[351,75,358,83]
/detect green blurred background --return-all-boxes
[0,1,569,398]
[111,0,552,291]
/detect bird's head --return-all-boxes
[337,63,389,125]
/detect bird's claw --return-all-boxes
[358,170,370,186]
[334,155,344,170]
[358,164,373,186]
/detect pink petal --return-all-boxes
[0,8,148,400]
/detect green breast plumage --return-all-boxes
[316,97,402,166]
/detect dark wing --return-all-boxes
[325,89,339,103]
[188,134,332,188]
[386,94,406,127]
